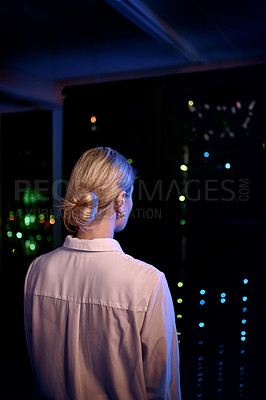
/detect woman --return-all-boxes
[24,147,181,400]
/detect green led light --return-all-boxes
[127,158,133,164]
[9,211,14,216]
[39,214,45,219]
[29,243,36,251]
[25,240,31,247]
[12,249,16,254]
[36,235,42,241]
[177,298,183,304]
[177,282,184,287]
[188,100,194,106]
[30,214,36,223]
[50,215,55,220]
[24,215,30,226]
[47,236,53,242]
[180,164,188,171]
[180,219,186,225]
[16,232,22,239]
[179,195,186,202]
[7,231,12,237]
[177,314,183,319]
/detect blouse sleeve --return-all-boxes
[141,272,182,400]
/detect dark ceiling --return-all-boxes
[0,0,266,113]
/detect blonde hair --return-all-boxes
[61,147,135,232]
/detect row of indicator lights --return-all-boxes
[197,355,204,400]
[179,164,187,205]
[217,345,224,399]
[8,212,56,224]
[176,282,184,342]
[197,356,204,387]
[188,100,256,110]
[241,279,248,342]
[239,279,248,398]
[199,290,206,328]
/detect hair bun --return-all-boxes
[62,191,98,229]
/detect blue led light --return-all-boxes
[221,293,226,297]
[243,279,248,284]
[220,298,226,303]
[204,152,209,158]
[200,300,205,305]
[225,163,231,169]
[241,337,246,341]
[199,322,205,327]
[242,307,247,312]
[240,350,245,354]
[241,319,246,324]
[199,340,204,345]
[241,331,246,336]
[200,289,206,295]
[242,296,248,302]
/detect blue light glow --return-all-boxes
[204,152,209,158]
[221,293,226,297]
[242,296,248,301]
[242,307,247,312]
[225,163,231,169]
[241,319,246,324]
[200,300,205,305]
[199,322,205,327]
[243,279,248,284]
[220,298,226,303]
[200,289,206,295]
[241,337,246,341]
[241,331,246,336]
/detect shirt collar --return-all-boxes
[63,235,124,253]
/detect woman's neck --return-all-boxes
[76,217,115,240]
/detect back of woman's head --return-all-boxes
[61,147,135,232]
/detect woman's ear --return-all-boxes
[116,191,126,210]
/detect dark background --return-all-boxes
[1,63,265,399]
